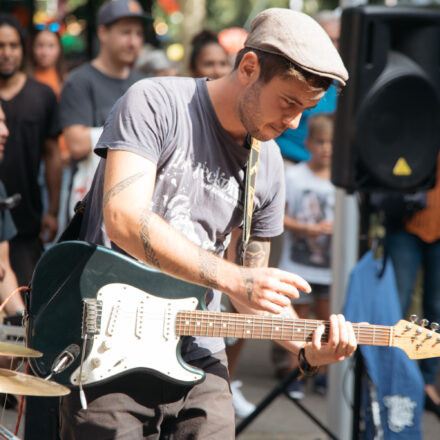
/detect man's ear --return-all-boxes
[237,51,260,86]
[97,25,108,44]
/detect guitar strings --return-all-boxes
[98,309,438,342]
[111,310,394,336]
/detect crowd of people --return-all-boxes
[0,0,438,438]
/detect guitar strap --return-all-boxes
[241,136,261,263]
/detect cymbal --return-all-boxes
[0,342,42,358]
[0,368,70,396]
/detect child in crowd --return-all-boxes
[276,113,335,399]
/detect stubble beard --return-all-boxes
[238,82,272,142]
[0,66,18,80]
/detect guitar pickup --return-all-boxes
[135,302,145,339]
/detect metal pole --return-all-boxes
[327,188,359,440]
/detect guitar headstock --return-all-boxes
[392,317,440,359]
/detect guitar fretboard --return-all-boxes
[175,310,392,346]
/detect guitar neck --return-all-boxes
[175,310,392,347]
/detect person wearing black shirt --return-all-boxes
[0,15,62,287]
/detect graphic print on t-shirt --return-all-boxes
[153,146,243,256]
[290,189,331,268]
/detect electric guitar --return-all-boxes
[27,241,440,388]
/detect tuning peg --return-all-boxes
[410,314,418,323]
[420,319,429,328]
[430,322,439,332]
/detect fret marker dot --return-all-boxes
[196,322,200,326]
[223,323,227,328]
[185,321,189,325]
[247,320,251,324]
[297,329,301,332]
[275,327,279,331]
[209,322,213,326]
[246,330,250,334]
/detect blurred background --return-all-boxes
[3,0,438,74]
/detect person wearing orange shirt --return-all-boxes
[28,27,69,162]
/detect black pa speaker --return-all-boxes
[332,6,440,192]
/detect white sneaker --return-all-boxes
[231,380,256,418]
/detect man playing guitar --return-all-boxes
[59,9,357,440]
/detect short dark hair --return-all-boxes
[234,47,332,93]
[189,29,225,71]
[0,15,26,56]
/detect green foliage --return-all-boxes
[152,0,341,45]
[205,0,289,31]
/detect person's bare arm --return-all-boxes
[41,137,62,243]
[284,214,333,237]
[0,241,24,315]
[63,125,92,160]
[103,149,311,315]
[226,228,356,367]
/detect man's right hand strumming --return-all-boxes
[228,266,310,314]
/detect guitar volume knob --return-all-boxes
[101,340,112,351]
[91,358,101,368]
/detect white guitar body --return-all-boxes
[69,283,204,387]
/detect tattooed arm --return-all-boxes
[103,149,311,315]
[226,229,357,366]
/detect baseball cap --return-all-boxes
[244,8,348,85]
[97,0,153,27]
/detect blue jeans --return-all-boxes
[386,229,440,385]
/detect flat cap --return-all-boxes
[245,8,348,85]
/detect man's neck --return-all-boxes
[206,75,248,146]
[92,52,131,79]
[0,72,27,101]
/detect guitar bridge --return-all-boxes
[82,298,103,339]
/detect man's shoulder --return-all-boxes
[126,76,198,105]
[25,77,56,99]
[128,70,144,83]
[133,76,196,93]
[63,62,94,86]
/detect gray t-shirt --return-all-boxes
[60,63,143,128]
[82,77,285,360]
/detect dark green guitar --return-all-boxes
[28,241,440,388]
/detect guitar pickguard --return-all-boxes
[70,283,204,386]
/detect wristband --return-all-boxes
[297,347,319,378]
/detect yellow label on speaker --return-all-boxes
[393,157,412,176]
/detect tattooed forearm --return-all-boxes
[240,267,254,302]
[103,171,147,208]
[198,249,219,289]
[139,209,161,268]
[243,238,270,267]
